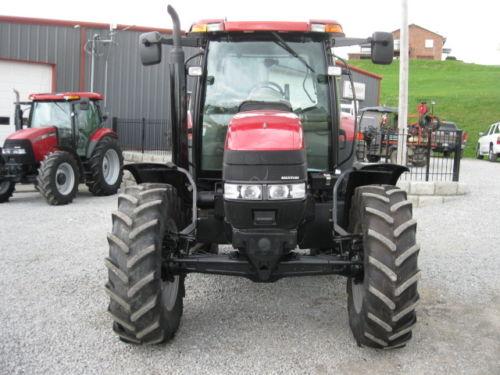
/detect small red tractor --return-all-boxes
[105,6,420,350]
[0,92,123,205]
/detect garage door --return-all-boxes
[0,60,53,146]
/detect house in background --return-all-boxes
[349,24,449,61]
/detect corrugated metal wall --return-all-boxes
[0,22,80,91]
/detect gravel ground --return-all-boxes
[0,158,499,375]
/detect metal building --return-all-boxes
[0,15,175,145]
[0,15,382,145]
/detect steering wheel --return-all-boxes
[252,81,285,97]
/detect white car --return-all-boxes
[477,122,500,162]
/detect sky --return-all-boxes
[2,0,499,65]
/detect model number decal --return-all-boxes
[281,176,300,180]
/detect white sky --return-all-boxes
[2,0,499,65]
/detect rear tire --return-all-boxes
[488,146,497,162]
[37,151,79,205]
[347,185,420,349]
[106,183,185,345]
[86,137,123,196]
[0,180,15,203]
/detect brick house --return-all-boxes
[348,24,446,61]
[393,24,446,60]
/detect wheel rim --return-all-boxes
[161,276,180,311]
[55,162,75,195]
[0,181,10,194]
[102,149,120,185]
[351,278,364,314]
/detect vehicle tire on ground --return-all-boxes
[86,137,123,196]
[475,144,483,160]
[347,184,420,349]
[37,151,79,205]
[488,145,497,162]
[0,180,15,203]
[106,183,185,345]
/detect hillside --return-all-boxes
[349,60,500,157]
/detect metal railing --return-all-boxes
[112,117,171,155]
[355,127,463,181]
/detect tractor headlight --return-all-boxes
[224,184,262,200]
[224,183,306,200]
[2,148,26,155]
[268,183,306,200]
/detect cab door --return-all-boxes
[75,100,101,157]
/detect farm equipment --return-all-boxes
[0,92,123,205]
[356,106,428,167]
[105,5,420,350]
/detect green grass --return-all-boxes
[349,60,500,157]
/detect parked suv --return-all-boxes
[477,122,500,162]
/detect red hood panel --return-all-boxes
[7,127,56,141]
[225,110,303,151]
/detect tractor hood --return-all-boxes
[5,127,58,162]
[225,110,303,151]
[7,127,57,142]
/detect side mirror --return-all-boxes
[140,32,163,66]
[478,132,484,137]
[371,32,394,65]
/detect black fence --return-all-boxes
[355,128,464,181]
[112,117,171,155]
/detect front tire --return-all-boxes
[347,185,420,349]
[476,144,483,159]
[0,180,15,203]
[86,137,123,196]
[37,151,79,205]
[105,183,185,345]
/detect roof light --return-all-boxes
[310,22,343,34]
[63,95,80,100]
[191,22,224,32]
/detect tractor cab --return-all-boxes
[16,92,105,157]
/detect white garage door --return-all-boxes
[0,60,53,146]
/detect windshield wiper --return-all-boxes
[271,32,315,73]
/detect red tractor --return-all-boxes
[0,92,123,205]
[105,6,420,350]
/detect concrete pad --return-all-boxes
[397,180,410,193]
[418,195,444,207]
[410,181,435,195]
[408,195,419,208]
[457,182,469,195]
[434,181,458,196]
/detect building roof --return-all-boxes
[0,15,173,34]
[392,24,446,40]
[336,61,383,80]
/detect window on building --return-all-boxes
[394,39,400,50]
[425,39,434,49]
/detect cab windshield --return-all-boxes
[201,37,332,171]
[31,101,72,128]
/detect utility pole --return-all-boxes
[397,0,409,165]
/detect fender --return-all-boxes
[123,162,197,235]
[86,129,118,158]
[334,163,409,233]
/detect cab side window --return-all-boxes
[76,101,99,135]
[495,124,500,134]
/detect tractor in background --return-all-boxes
[0,92,123,205]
